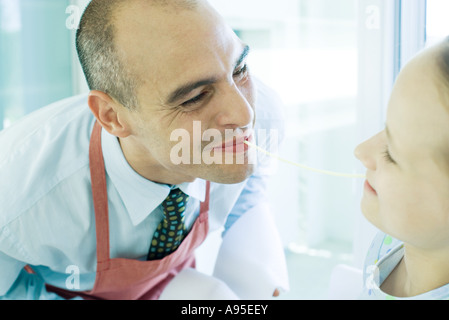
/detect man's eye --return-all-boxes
[233,64,248,77]
[182,92,207,107]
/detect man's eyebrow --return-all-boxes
[165,45,251,105]
[235,45,250,68]
[166,78,217,105]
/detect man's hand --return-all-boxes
[273,289,280,297]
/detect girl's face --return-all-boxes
[355,46,449,250]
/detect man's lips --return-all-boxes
[211,134,253,153]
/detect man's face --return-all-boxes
[114,2,257,185]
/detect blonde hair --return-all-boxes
[436,37,449,112]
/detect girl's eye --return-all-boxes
[383,147,396,164]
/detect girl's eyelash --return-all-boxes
[383,148,396,164]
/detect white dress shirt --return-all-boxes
[0,79,286,300]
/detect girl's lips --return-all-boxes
[364,180,377,195]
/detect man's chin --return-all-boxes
[202,163,255,185]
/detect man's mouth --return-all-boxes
[213,134,253,153]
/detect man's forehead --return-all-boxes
[113,0,246,102]
[115,0,199,14]
[114,0,219,58]
[114,0,202,29]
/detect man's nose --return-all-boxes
[214,83,254,130]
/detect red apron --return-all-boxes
[42,121,210,300]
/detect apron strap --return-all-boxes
[89,121,110,265]
[88,121,211,266]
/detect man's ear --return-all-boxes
[88,90,132,138]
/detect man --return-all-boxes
[0,0,287,299]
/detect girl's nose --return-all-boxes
[354,132,383,171]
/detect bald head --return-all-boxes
[76,0,200,110]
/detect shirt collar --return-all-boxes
[101,128,206,226]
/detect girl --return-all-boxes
[355,38,449,299]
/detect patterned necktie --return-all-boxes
[147,188,190,260]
